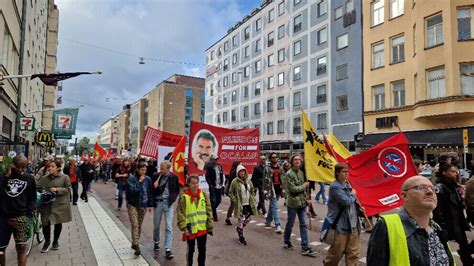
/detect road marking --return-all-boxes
[249,220,257,224]
[297,237,301,241]
[318,220,324,223]
[283,211,288,214]
[256,223,266,226]
[359,257,367,263]
[309,241,322,247]
[222,211,227,214]
[324,246,330,250]
[452,251,459,257]
[291,233,296,237]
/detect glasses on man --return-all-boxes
[403,184,439,193]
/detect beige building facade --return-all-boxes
[361,0,474,161]
[99,117,113,145]
[117,105,130,154]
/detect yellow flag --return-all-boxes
[327,134,351,159]
[302,110,336,182]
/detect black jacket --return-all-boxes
[204,162,224,188]
[0,171,37,218]
[152,172,181,208]
[79,163,95,182]
[367,208,455,266]
[251,164,265,189]
[125,175,154,208]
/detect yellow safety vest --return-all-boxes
[383,213,455,266]
[184,191,208,234]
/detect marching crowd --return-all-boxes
[0,151,473,266]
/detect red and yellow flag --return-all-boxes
[172,136,186,187]
[94,142,107,161]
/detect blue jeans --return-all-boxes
[284,206,308,249]
[315,182,328,204]
[209,187,223,219]
[265,196,281,226]
[153,201,174,250]
[117,183,126,208]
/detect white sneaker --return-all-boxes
[275,225,282,234]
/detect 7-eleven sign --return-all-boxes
[20,117,35,131]
[57,114,72,129]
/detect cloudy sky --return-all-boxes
[55,0,259,141]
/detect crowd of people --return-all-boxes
[0,150,473,266]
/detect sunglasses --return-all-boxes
[403,184,439,193]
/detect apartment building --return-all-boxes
[117,104,130,155]
[99,117,114,145]
[361,0,474,161]
[205,0,363,155]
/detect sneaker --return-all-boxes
[284,242,294,250]
[134,246,141,256]
[166,250,174,259]
[41,241,51,253]
[225,218,232,225]
[154,242,159,251]
[275,225,283,234]
[213,216,218,222]
[301,247,317,257]
[238,237,247,246]
[72,202,77,205]
[264,223,272,228]
[51,241,60,250]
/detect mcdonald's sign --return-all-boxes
[35,132,53,143]
[44,141,56,148]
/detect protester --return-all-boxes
[433,163,473,265]
[367,175,455,265]
[0,156,36,266]
[323,163,360,265]
[204,156,224,222]
[100,159,112,184]
[152,161,180,259]
[126,163,153,256]
[251,155,267,216]
[413,159,424,174]
[466,176,474,226]
[37,160,72,253]
[63,158,80,205]
[35,155,54,180]
[263,153,283,234]
[79,158,95,202]
[111,158,122,199]
[229,165,257,245]
[225,161,241,225]
[177,175,213,266]
[283,154,316,257]
[116,158,131,210]
[315,182,328,205]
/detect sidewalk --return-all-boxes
[5,193,159,266]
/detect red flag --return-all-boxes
[81,153,85,162]
[88,152,92,160]
[140,127,182,158]
[94,142,107,161]
[172,136,187,187]
[324,135,346,163]
[347,133,417,216]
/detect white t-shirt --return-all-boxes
[240,182,250,206]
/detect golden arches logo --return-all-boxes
[174,152,185,173]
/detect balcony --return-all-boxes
[413,95,474,120]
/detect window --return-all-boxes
[294,40,301,55]
[255,81,262,95]
[223,94,228,104]
[243,106,249,118]
[216,114,221,123]
[244,65,250,77]
[254,102,261,115]
[336,64,348,80]
[277,120,285,134]
[391,35,405,64]
[210,51,215,60]
[392,80,406,107]
[231,109,236,122]
[268,8,275,22]
[254,123,261,129]
[294,14,302,33]
[268,76,274,89]
[317,84,327,104]
[317,113,327,130]
[317,56,327,75]
[278,48,285,62]
[2,116,12,137]
[458,8,472,41]
[244,46,250,57]
[255,39,262,52]
[278,96,284,109]
[223,76,228,87]
[427,67,445,99]
[268,54,274,67]
[209,83,214,96]
[293,66,301,81]
[390,0,404,19]
[278,72,285,85]
[267,122,274,135]
[318,0,327,17]
[278,24,285,39]
[373,85,385,110]
[413,24,417,55]
[255,60,262,72]
[223,59,229,70]
[232,72,237,83]
[223,111,228,122]
[336,95,348,111]
[267,99,274,112]
[278,1,285,15]
[232,35,238,46]
[293,117,301,134]
[232,53,238,64]
[294,0,301,6]
[268,31,275,47]
[232,90,237,102]
[244,86,249,97]
[346,0,354,12]
[372,42,384,68]
[461,63,474,95]
[426,14,443,48]
[335,6,343,20]
[293,91,301,106]
[244,26,250,40]
[336,33,348,49]
[256,18,262,31]
[371,0,384,26]
[317,27,327,45]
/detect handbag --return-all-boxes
[320,206,345,245]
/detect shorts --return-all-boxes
[0,216,32,250]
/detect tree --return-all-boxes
[78,137,90,156]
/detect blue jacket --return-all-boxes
[326,180,358,234]
[125,175,154,208]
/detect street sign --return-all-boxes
[465,147,469,154]
[19,117,35,131]
[463,129,468,146]
[55,134,72,140]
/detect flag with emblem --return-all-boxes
[172,136,186,187]
[94,142,107,161]
[302,110,336,182]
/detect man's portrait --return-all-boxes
[191,129,218,170]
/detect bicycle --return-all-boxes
[26,193,45,256]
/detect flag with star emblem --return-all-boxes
[172,136,186,187]
[302,110,336,182]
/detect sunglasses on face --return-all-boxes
[403,184,439,193]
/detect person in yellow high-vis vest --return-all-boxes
[367,175,456,266]
[177,175,213,266]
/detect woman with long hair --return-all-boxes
[37,160,72,253]
[116,158,132,210]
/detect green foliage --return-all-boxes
[0,156,13,175]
